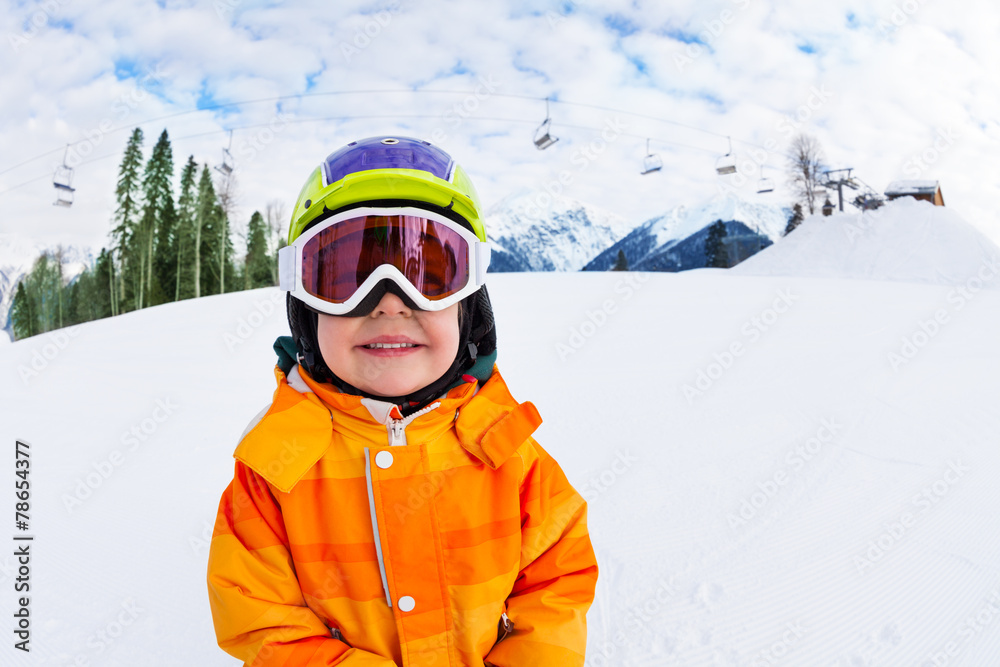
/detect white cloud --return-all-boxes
[1,0,998,255]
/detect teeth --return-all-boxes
[366,343,417,349]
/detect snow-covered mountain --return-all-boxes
[483,189,634,271]
[584,193,791,271]
[0,233,93,340]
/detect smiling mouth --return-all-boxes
[362,342,420,349]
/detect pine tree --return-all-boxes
[193,165,215,298]
[612,249,629,271]
[139,129,174,308]
[10,281,37,340]
[784,203,805,236]
[111,128,145,314]
[152,195,178,306]
[705,220,730,268]
[175,156,198,301]
[245,210,274,289]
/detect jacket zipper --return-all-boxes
[384,401,442,447]
[367,400,444,608]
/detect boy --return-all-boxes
[207,136,598,666]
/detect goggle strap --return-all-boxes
[476,241,491,285]
[278,245,297,292]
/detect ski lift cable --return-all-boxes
[1,88,773,177]
[0,113,732,199]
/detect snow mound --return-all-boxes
[732,197,1000,288]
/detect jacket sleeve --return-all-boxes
[484,441,599,667]
[207,461,397,667]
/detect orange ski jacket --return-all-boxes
[207,362,598,666]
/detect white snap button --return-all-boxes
[375,451,393,469]
[397,595,415,612]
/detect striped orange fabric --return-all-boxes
[208,364,598,666]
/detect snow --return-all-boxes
[484,189,633,271]
[3,204,1000,665]
[732,197,1000,290]
[885,180,941,196]
[644,193,791,248]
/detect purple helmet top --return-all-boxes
[323,136,455,186]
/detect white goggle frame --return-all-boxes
[278,206,491,315]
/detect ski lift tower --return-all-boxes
[822,168,885,212]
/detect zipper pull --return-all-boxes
[388,419,406,447]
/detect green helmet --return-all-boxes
[287,136,487,243]
[284,136,497,412]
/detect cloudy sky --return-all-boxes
[2,0,999,254]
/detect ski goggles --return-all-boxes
[278,206,491,315]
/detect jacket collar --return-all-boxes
[234,363,542,493]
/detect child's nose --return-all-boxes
[371,291,412,317]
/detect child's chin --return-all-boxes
[359,377,426,399]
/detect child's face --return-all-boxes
[316,291,460,398]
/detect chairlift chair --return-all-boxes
[640,138,662,175]
[715,136,737,175]
[533,98,558,150]
[215,130,235,175]
[52,146,76,207]
[756,166,774,194]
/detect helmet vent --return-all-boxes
[381,138,399,145]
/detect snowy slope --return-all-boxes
[483,189,634,271]
[3,213,1000,664]
[585,193,789,271]
[732,197,1000,288]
